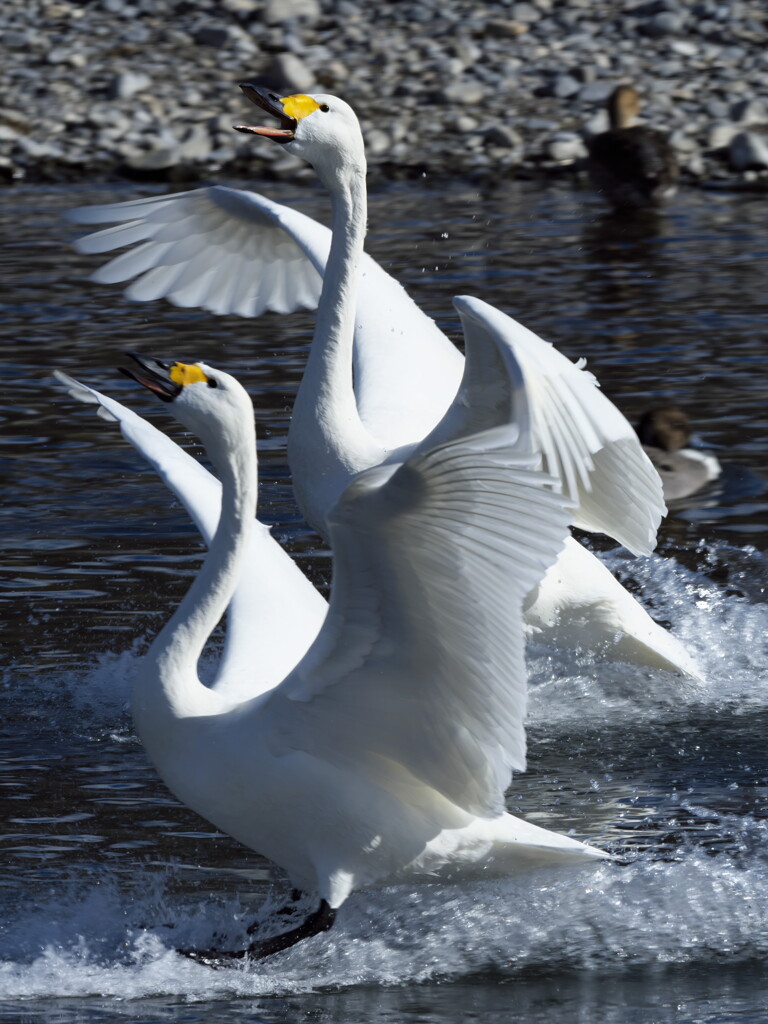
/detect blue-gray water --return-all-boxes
[2,179,768,1023]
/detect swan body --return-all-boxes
[636,406,721,503]
[587,84,679,210]
[66,89,700,679]
[59,324,606,953]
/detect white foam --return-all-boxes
[1,837,767,998]
[5,543,766,998]
[528,543,768,726]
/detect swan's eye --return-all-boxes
[319,103,330,113]
[207,377,219,389]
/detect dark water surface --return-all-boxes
[2,179,768,1022]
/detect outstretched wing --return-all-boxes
[67,186,325,317]
[447,298,665,556]
[53,372,327,701]
[68,189,662,550]
[261,325,573,817]
[67,185,460,446]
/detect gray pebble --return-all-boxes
[107,71,151,101]
[546,131,587,162]
[264,0,321,23]
[193,23,236,48]
[708,121,741,148]
[1,0,766,187]
[439,79,486,106]
[266,52,316,93]
[578,81,615,104]
[730,98,768,125]
[483,124,523,148]
[511,2,541,23]
[729,129,768,169]
[553,74,582,99]
[643,12,684,37]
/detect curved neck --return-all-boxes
[139,419,257,718]
[289,164,383,530]
[306,165,367,422]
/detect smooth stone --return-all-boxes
[729,130,768,170]
[439,79,486,105]
[107,71,151,101]
[178,123,214,161]
[511,2,541,22]
[583,109,609,135]
[264,0,321,23]
[670,39,698,55]
[483,124,523,148]
[456,115,479,133]
[553,73,582,98]
[578,81,615,104]
[708,122,741,149]
[193,23,236,47]
[3,30,36,48]
[546,131,587,162]
[730,98,768,125]
[265,52,315,93]
[365,129,391,157]
[669,129,697,153]
[485,19,529,38]
[643,11,684,36]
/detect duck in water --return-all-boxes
[587,84,679,210]
[637,406,721,502]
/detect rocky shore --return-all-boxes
[3,0,768,187]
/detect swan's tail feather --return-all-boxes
[407,812,609,883]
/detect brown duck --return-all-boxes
[587,85,679,209]
[636,406,721,502]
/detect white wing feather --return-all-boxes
[68,187,325,317]
[67,186,461,446]
[68,189,661,548]
[449,299,665,555]
[52,371,327,701]
[263,426,572,819]
[259,313,572,818]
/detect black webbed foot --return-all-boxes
[178,946,248,969]
[247,899,336,958]
[178,898,336,965]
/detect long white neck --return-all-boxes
[288,163,383,535]
[134,415,257,723]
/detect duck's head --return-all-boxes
[121,353,254,451]
[607,84,641,130]
[234,84,366,181]
[636,406,691,452]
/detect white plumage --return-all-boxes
[67,89,700,678]
[56,299,605,957]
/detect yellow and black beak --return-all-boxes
[121,352,209,402]
[234,83,323,142]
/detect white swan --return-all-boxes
[54,365,327,700]
[66,88,700,678]
[57,314,606,959]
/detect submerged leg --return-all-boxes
[179,897,336,966]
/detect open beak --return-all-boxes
[233,83,297,142]
[120,352,182,403]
